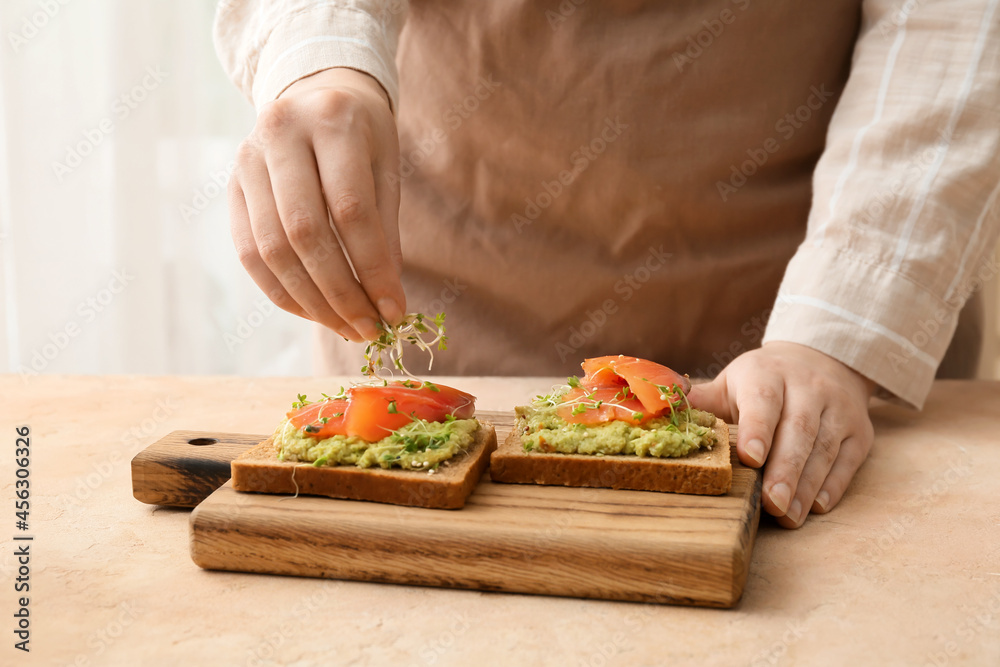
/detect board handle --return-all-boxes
[131,430,266,508]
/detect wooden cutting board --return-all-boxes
[132,411,761,607]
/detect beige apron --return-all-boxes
[318,0,981,379]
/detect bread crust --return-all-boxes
[231,420,498,509]
[490,417,731,496]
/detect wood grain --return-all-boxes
[130,430,262,507]
[183,411,762,607]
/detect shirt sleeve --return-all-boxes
[762,0,1000,408]
[212,0,408,112]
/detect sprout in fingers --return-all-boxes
[362,312,448,378]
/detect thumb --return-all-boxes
[686,376,734,422]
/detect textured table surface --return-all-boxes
[1,375,998,666]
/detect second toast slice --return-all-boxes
[490,417,731,496]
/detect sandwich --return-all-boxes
[490,355,731,495]
[232,380,497,509]
[233,313,497,509]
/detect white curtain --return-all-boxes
[0,0,314,377]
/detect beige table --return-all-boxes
[2,375,998,666]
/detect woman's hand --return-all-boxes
[688,342,876,528]
[229,67,404,342]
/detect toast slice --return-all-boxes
[231,420,498,509]
[490,417,731,495]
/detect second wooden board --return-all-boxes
[189,411,761,607]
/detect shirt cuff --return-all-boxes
[252,3,402,113]
[762,244,960,409]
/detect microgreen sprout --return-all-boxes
[362,312,448,378]
[640,378,694,433]
[321,387,349,401]
[385,416,460,459]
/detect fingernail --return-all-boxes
[338,328,363,344]
[376,297,403,325]
[814,490,830,512]
[746,438,766,466]
[769,482,792,515]
[788,498,804,524]
[352,317,380,341]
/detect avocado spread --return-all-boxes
[517,394,717,458]
[274,418,480,470]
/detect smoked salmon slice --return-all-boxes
[565,356,691,423]
[288,381,477,443]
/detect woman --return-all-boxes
[213,0,1000,527]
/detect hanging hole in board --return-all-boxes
[188,438,218,446]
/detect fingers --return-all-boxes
[693,343,876,530]
[733,375,784,469]
[228,73,405,343]
[238,147,362,341]
[812,435,872,514]
[228,174,309,320]
[688,368,784,470]
[315,130,405,326]
[775,410,843,528]
[373,123,404,279]
[265,138,385,340]
[686,377,734,423]
[762,394,820,519]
